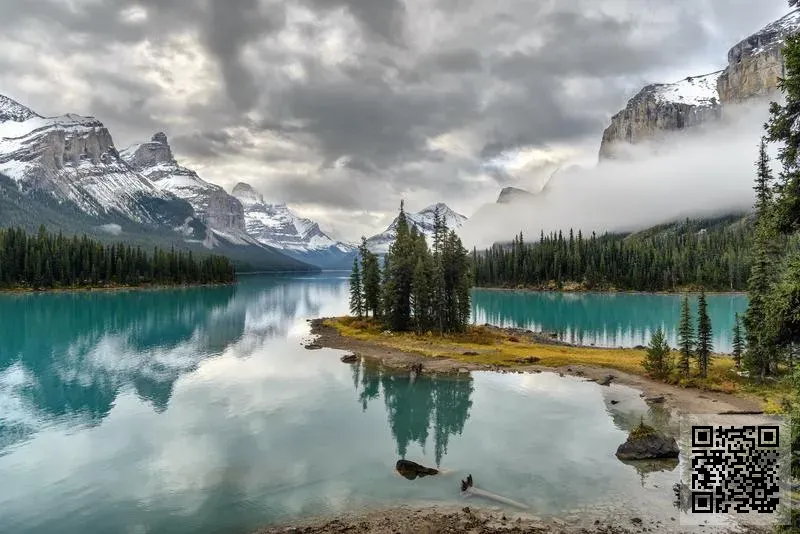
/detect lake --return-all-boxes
[473,289,748,353]
[0,274,733,533]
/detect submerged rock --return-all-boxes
[304,343,323,350]
[395,459,438,480]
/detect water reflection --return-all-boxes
[0,274,347,452]
[352,360,474,466]
[472,289,748,352]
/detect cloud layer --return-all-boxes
[0,0,791,239]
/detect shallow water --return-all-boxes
[0,274,683,533]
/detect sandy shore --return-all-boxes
[308,319,761,415]
[255,504,769,534]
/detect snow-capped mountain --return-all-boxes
[231,182,356,268]
[365,203,468,254]
[121,133,256,247]
[0,95,188,226]
[0,94,315,272]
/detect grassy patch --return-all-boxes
[325,317,796,412]
[629,419,659,440]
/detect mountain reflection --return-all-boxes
[0,274,347,451]
[353,360,474,466]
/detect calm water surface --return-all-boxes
[0,275,697,533]
[473,289,748,352]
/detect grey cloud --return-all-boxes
[303,0,407,44]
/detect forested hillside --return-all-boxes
[473,215,762,291]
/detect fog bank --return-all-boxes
[460,100,775,249]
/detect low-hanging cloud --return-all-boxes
[460,100,774,249]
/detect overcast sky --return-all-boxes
[0,0,791,240]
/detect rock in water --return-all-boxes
[395,460,439,480]
[616,433,679,461]
[340,354,358,363]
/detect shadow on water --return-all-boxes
[351,359,474,467]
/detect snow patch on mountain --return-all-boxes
[231,182,354,257]
[653,71,723,107]
[0,98,178,223]
[366,202,468,254]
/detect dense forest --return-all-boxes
[472,216,757,291]
[0,226,235,289]
[350,203,472,333]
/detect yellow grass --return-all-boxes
[325,317,796,412]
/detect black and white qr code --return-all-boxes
[690,425,781,514]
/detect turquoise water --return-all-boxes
[472,290,748,353]
[0,275,699,533]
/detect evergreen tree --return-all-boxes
[732,312,745,369]
[696,290,713,378]
[677,295,694,377]
[744,137,781,377]
[349,257,363,318]
[643,328,672,380]
[360,238,381,318]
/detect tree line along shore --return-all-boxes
[0,225,236,291]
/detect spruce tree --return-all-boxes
[643,328,672,380]
[696,290,713,378]
[732,313,744,369]
[677,295,694,377]
[349,257,363,318]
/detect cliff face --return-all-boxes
[121,133,246,234]
[599,73,723,159]
[717,10,800,102]
[599,9,800,160]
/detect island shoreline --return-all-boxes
[0,281,236,295]
[309,318,762,415]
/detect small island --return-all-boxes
[0,225,236,292]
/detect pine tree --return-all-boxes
[643,328,672,380]
[362,248,381,318]
[349,257,363,318]
[696,290,713,378]
[732,312,745,369]
[677,295,694,377]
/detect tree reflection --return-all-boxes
[354,361,474,467]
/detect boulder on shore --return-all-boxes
[395,459,439,480]
[616,429,679,461]
[598,375,615,386]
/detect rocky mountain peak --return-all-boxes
[152,131,169,145]
[497,187,535,204]
[0,94,38,123]
[231,182,266,207]
[121,132,175,170]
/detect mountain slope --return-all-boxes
[121,133,247,235]
[0,95,315,273]
[231,182,356,269]
[365,203,468,254]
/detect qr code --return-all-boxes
[679,414,791,527]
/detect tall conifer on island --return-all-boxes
[349,203,472,334]
[696,290,713,378]
[360,238,381,318]
[677,295,694,377]
[349,257,363,318]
